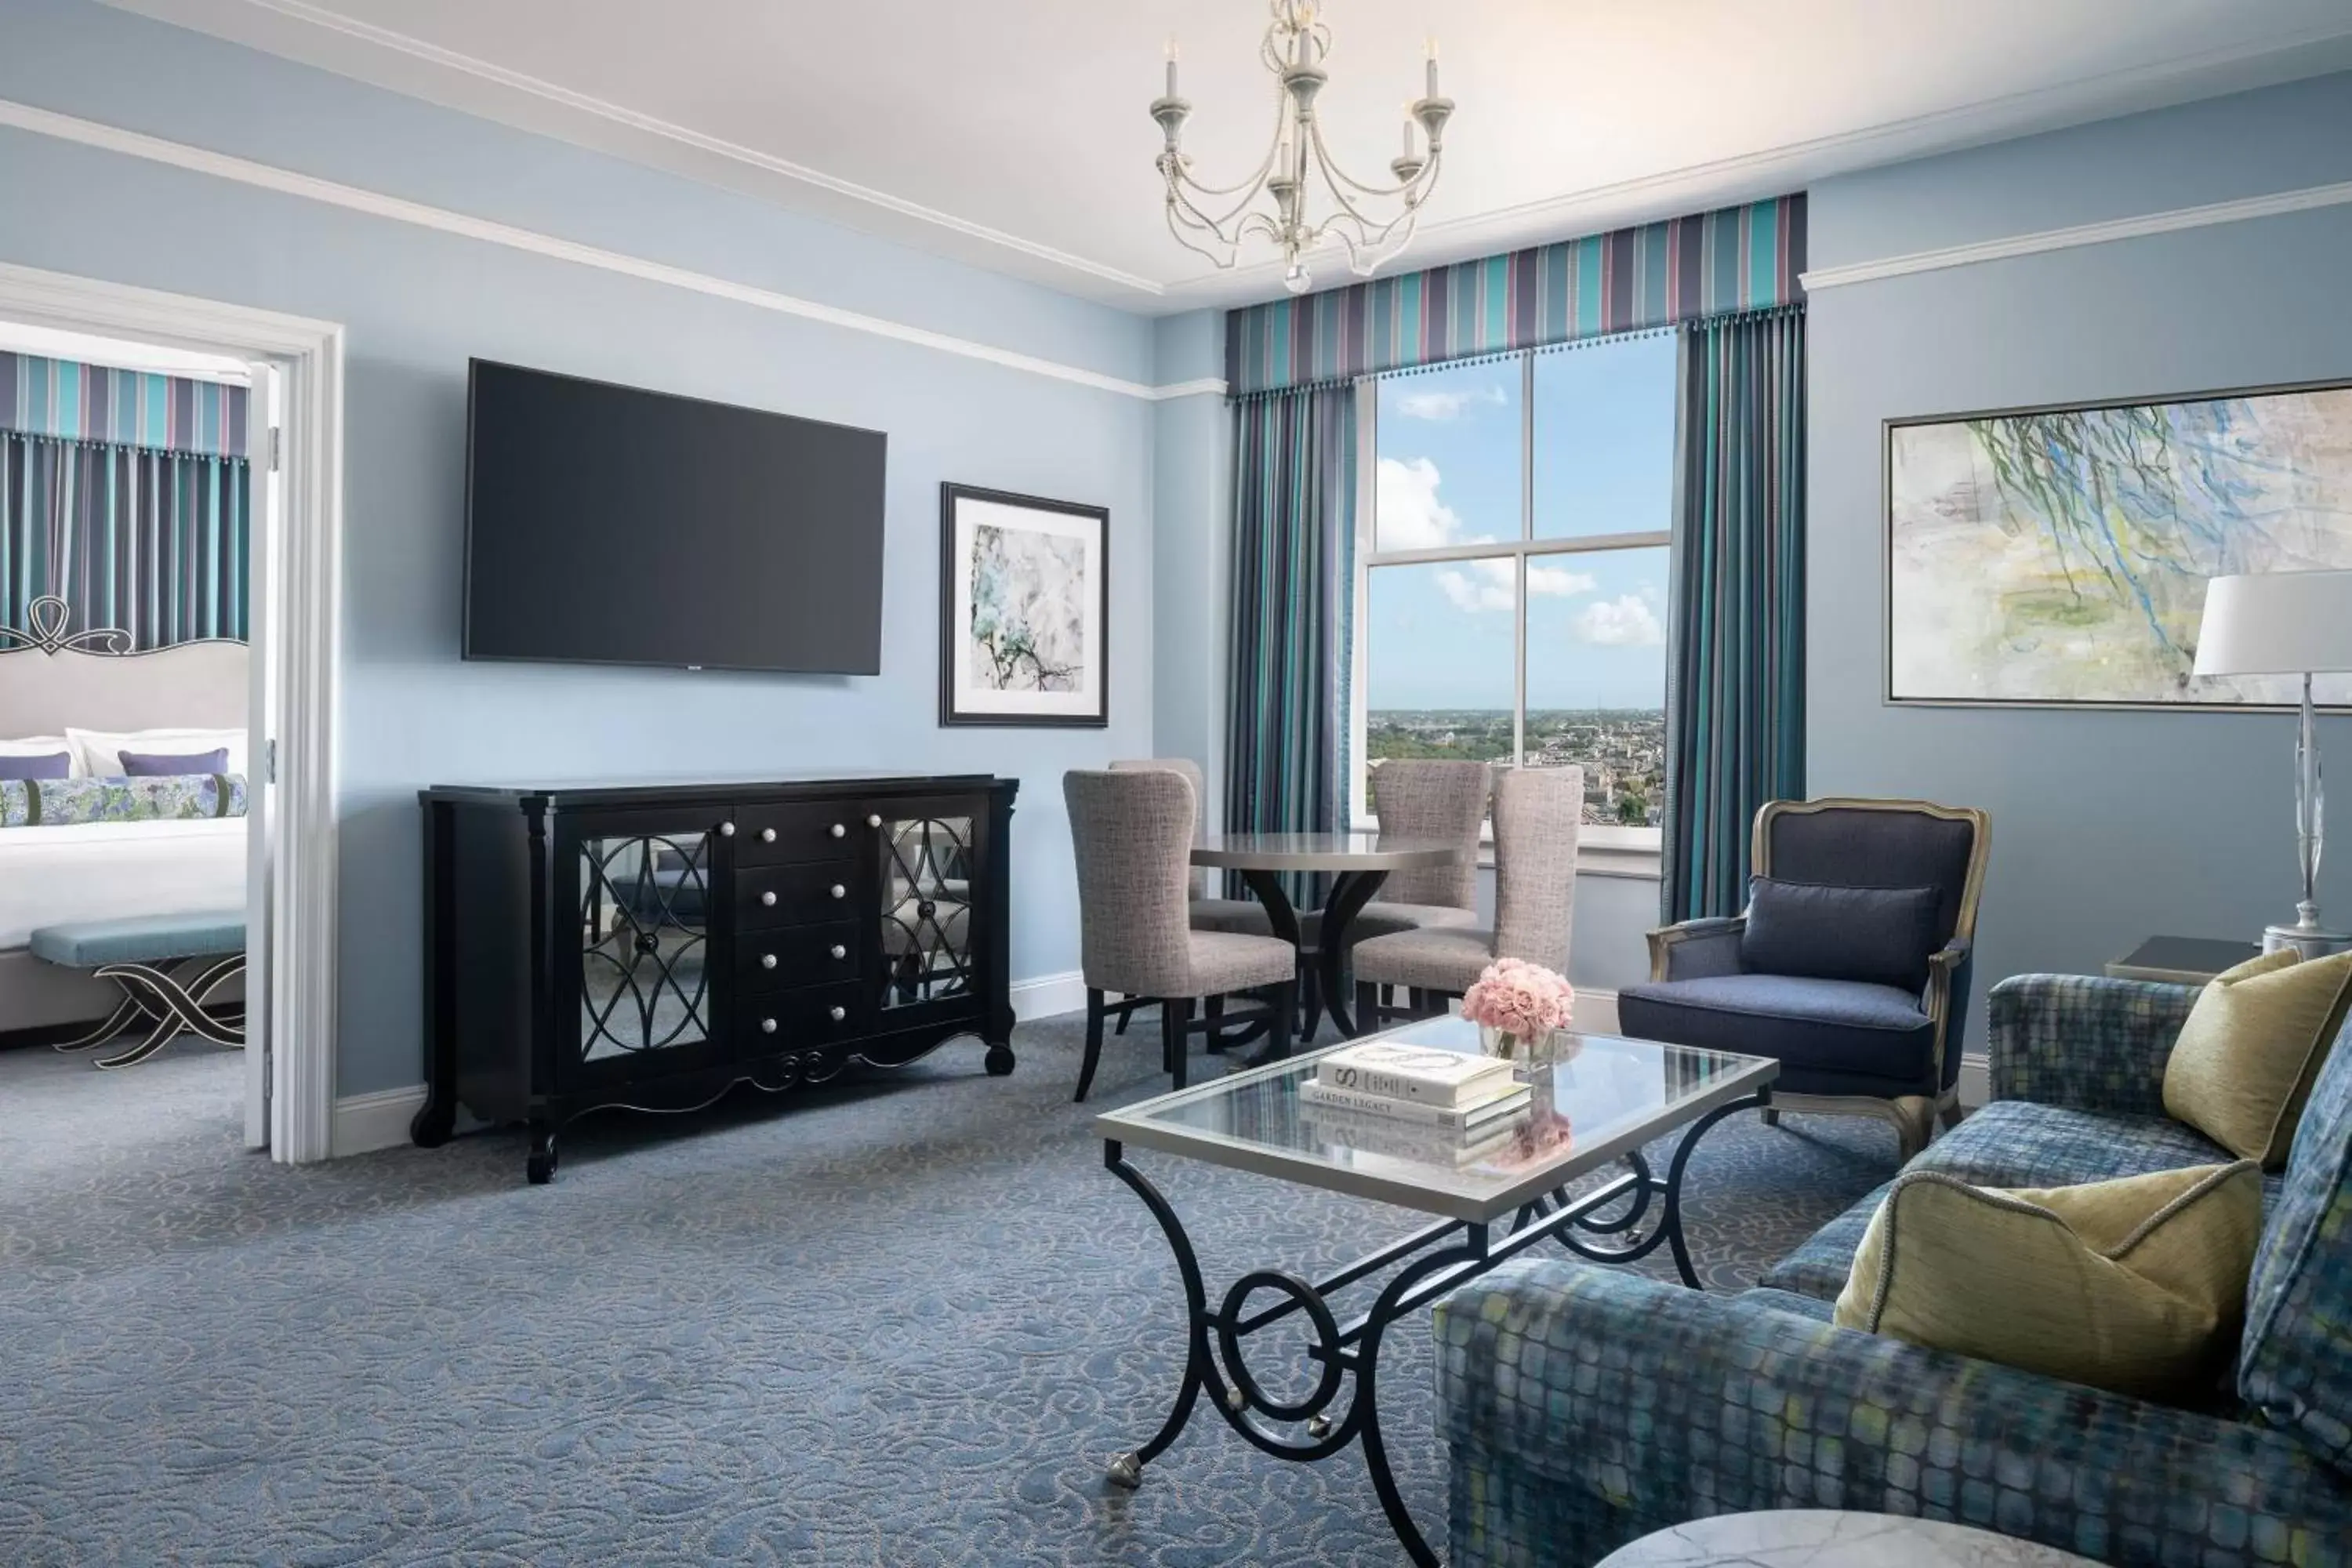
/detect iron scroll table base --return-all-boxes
[1102,1089,1770,1567]
[53,953,247,1069]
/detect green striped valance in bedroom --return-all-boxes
[0,351,247,459]
[1225,194,1806,396]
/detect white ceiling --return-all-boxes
[100,0,2352,314]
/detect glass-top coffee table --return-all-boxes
[1092,1015,1777,1567]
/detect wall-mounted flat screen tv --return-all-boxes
[463,359,887,673]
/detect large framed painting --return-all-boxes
[938,484,1109,728]
[1886,379,2352,710]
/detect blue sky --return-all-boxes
[1367,336,1676,711]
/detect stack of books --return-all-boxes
[1298,1041,1531,1163]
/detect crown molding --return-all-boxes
[1145,378,1227,401]
[1800,177,2352,290]
[0,96,1207,401]
[103,0,1167,302]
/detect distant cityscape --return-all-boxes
[1367,709,1666,826]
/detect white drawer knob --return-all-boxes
[760,953,777,970]
[866,814,881,828]
[829,884,846,899]
[829,1006,846,1022]
[718,822,736,837]
[760,1018,777,1034]
[829,822,846,838]
[760,827,777,844]
[760,891,778,907]
[829,944,847,960]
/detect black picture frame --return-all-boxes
[938,482,1110,728]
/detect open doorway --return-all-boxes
[0,320,265,1151]
[0,262,343,1163]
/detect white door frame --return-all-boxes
[0,260,344,1163]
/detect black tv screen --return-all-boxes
[463,360,886,673]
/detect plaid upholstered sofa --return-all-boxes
[1432,974,2352,1567]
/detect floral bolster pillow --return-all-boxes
[0,771,248,828]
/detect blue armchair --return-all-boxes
[1619,798,1990,1157]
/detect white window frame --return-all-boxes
[1350,350,1671,873]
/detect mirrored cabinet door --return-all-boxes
[579,827,717,1065]
[877,813,975,1010]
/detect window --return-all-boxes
[1353,335,1675,845]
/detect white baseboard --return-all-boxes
[1574,987,1620,1035]
[1011,970,1086,1022]
[332,1083,428,1157]
[330,971,1088,1159]
[1958,1051,1991,1109]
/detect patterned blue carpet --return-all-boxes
[0,1017,1897,1566]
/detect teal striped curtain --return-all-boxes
[1225,383,1356,906]
[1,433,251,649]
[1664,308,1806,921]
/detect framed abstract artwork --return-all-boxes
[1886,379,2352,710]
[938,484,1109,728]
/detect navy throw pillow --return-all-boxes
[1740,875,1941,991]
[119,747,230,776]
[0,750,71,781]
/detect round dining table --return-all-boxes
[1189,830,1468,1043]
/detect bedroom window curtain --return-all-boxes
[1225,383,1357,908]
[0,433,251,651]
[1662,307,1806,921]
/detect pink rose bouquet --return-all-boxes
[1460,957,1574,1058]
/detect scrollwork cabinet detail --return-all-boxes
[412,775,1018,1182]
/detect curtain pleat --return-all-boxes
[0,432,250,649]
[1663,309,1806,921]
[1225,384,1358,909]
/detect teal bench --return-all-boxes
[30,910,247,1069]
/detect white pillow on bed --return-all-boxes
[0,735,70,754]
[65,727,249,779]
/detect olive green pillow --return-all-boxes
[1832,1161,2263,1399]
[2162,948,2352,1167]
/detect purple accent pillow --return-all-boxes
[119,748,230,776]
[0,750,71,781]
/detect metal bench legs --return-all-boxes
[52,954,247,1069]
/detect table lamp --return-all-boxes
[2194,568,2352,956]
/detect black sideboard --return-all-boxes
[410,774,1018,1182]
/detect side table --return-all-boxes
[2103,935,2262,985]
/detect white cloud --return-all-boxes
[1436,566,1513,613]
[1573,593,1665,646]
[1392,384,1506,423]
[1374,456,1462,551]
[1526,561,1597,598]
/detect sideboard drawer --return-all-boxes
[738,921,862,991]
[738,862,860,928]
[735,804,867,867]
[739,981,869,1049]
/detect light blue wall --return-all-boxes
[1807,71,2352,1050]
[0,0,1159,1096]
[1150,311,1230,828]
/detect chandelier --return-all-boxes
[1152,1,1453,295]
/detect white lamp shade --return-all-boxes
[2194,570,2352,677]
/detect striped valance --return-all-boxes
[0,351,248,459]
[1225,194,1806,396]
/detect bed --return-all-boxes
[0,598,249,1035]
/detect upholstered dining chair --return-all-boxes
[1107,758,1270,935]
[1351,768,1582,1027]
[1064,769,1297,1102]
[1617,797,1992,1159]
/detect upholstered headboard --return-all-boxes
[0,597,247,739]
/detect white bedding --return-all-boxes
[0,818,248,949]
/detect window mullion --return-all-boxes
[1515,351,1533,769]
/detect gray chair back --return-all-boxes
[1065,768,1196,998]
[1755,799,1990,949]
[1111,757,1209,899]
[1370,760,1490,909]
[1494,767,1583,971]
